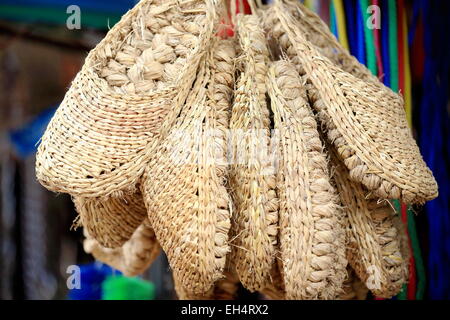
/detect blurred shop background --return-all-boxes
[0,0,449,300]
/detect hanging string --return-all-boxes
[333,0,350,50]
[397,0,405,97]
[388,0,399,92]
[371,0,384,79]
[330,0,339,39]
[381,0,390,87]
[408,206,426,300]
[401,1,412,127]
[360,0,377,75]
[304,0,316,11]
[355,0,366,65]
[396,202,409,300]
[344,0,357,57]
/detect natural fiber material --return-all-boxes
[267,60,346,300]
[36,0,218,198]
[394,210,411,283]
[229,14,278,292]
[331,148,407,298]
[285,1,376,83]
[263,0,438,204]
[260,261,286,300]
[339,267,369,300]
[141,37,235,295]
[174,268,240,300]
[83,220,161,277]
[74,192,147,248]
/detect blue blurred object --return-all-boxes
[68,263,119,300]
[417,0,450,300]
[9,107,56,159]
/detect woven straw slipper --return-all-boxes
[141,37,234,295]
[263,0,438,204]
[228,14,279,292]
[267,60,347,300]
[73,192,147,248]
[83,219,161,277]
[36,0,218,198]
[330,148,408,298]
[278,1,376,83]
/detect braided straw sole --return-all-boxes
[74,192,147,248]
[229,14,278,292]
[267,61,346,300]
[331,148,407,298]
[263,0,438,204]
[141,37,234,295]
[36,0,218,199]
[83,220,161,277]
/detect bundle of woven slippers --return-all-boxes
[36,0,438,300]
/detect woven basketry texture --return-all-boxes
[339,267,369,300]
[141,37,234,295]
[228,14,279,292]
[36,0,218,198]
[74,192,147,248]
[283,1,376,82]
[174,266,240,300]
[331,148,407,298]
[260,261,286,300]
[83,219,161,276]
[267,60,346,300]
[262,0,438,204]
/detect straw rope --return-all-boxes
[262,0,438,204]
[330,148,407,298]
[267,60,346,300]
[83,219,161,277]
[73,192,147,248]
[228,14,279,292]
[141,37,235,295]
[36,0,218,199]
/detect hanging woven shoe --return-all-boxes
[74,192,147,248]
[270,0,376,82]
[36,0,218,199]
[267,60,347,300]
[141,37,235,295]
[263,0,438,204]
[330,148,408,298]
[83,219,161,277]
[228,14,279,292]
